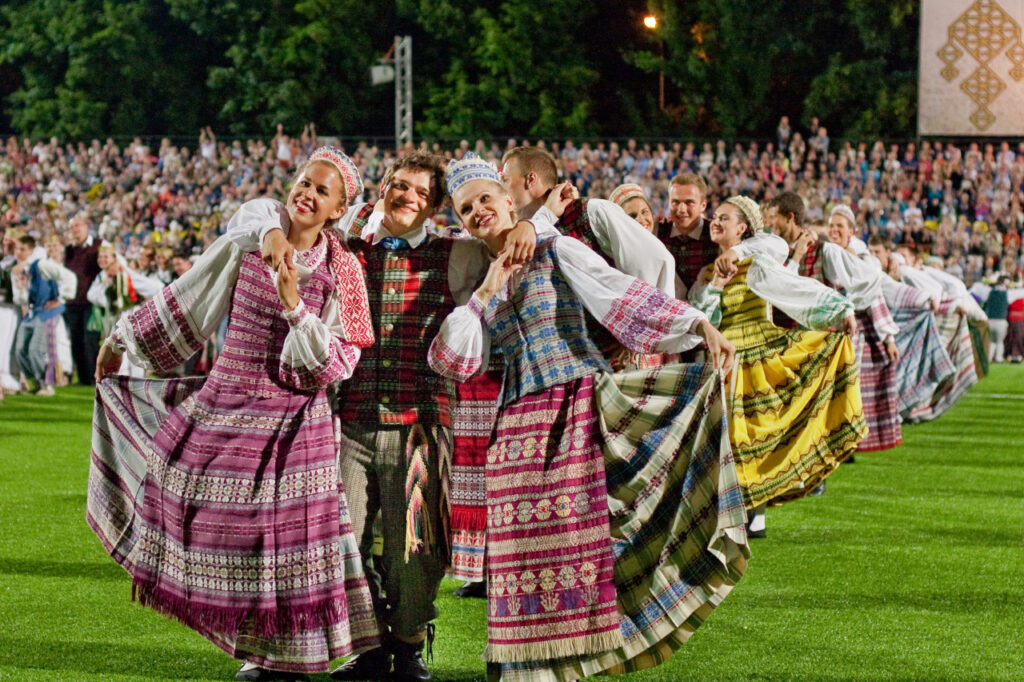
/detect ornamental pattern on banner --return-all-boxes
[920,0,1024,135]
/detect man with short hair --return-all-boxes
[63,215,101,385]
[500,146,676,294]
[658,173,787,295]
[762,192,874,338]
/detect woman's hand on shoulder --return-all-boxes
[474,247,523,305]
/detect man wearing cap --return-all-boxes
[228,151,547,682]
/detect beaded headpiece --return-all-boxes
[830,204,856,228]
[723,195,764,234]
[608,183,648,208]
[308,146,363,206]
[444,153,501,197]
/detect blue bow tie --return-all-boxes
[378,236,410,251]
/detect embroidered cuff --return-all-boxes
[282,299,308,326]
[105,333,126,355]
[467,295,487,318]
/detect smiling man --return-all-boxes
[655,174,787,295]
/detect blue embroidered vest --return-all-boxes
[483,238,610,407]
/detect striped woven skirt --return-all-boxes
[854,308,901,452]
[87,376,379,673]
[448,362,503,582]
[892,308,956,417]
[486,363,748,681]
[904,312,978,423]
[729,329,866,508]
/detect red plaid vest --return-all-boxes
[337,204,456,426]
[656,218,719,292]
[557,198,613,266]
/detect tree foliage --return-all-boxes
[0,0,923,140]
[166,0,391,135]
[405,0,600,139]
[1,0,208,138]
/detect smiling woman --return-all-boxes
[429,154,749,681]
[689,195,865,536]
[87,147,379,680]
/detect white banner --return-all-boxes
[919,0,1024,136]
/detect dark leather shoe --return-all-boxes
[392,639,431,682]
[330,646,391,681]
[452,580,486,598]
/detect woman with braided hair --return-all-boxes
[689,196,866,538]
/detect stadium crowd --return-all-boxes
[2,124,1023,399]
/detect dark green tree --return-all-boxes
[405,0,600,139]
[802,0,919,138]
[167,0,393,135]
[0,0,210,138]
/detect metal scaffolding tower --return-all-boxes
[394,36,413,149]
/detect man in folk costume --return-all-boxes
[499,146,676,295]
[10,234,77,395]
[231,151,546,682]
[652,173,787,295]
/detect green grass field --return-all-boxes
[1,367,1022,681]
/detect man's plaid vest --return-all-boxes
[336,204,456,426]
[656,217,719,292]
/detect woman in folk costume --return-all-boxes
[87,242,164,377]
[826,205,903,452]
[87,147,379,681]
[429,156,749,682]
[921,254,990,379]
[605,183,680,372]
[607,182,656,234]
[602,182,679,370]
[888,248,977,422]
[688,196,866,538]
[864,237,957,422]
